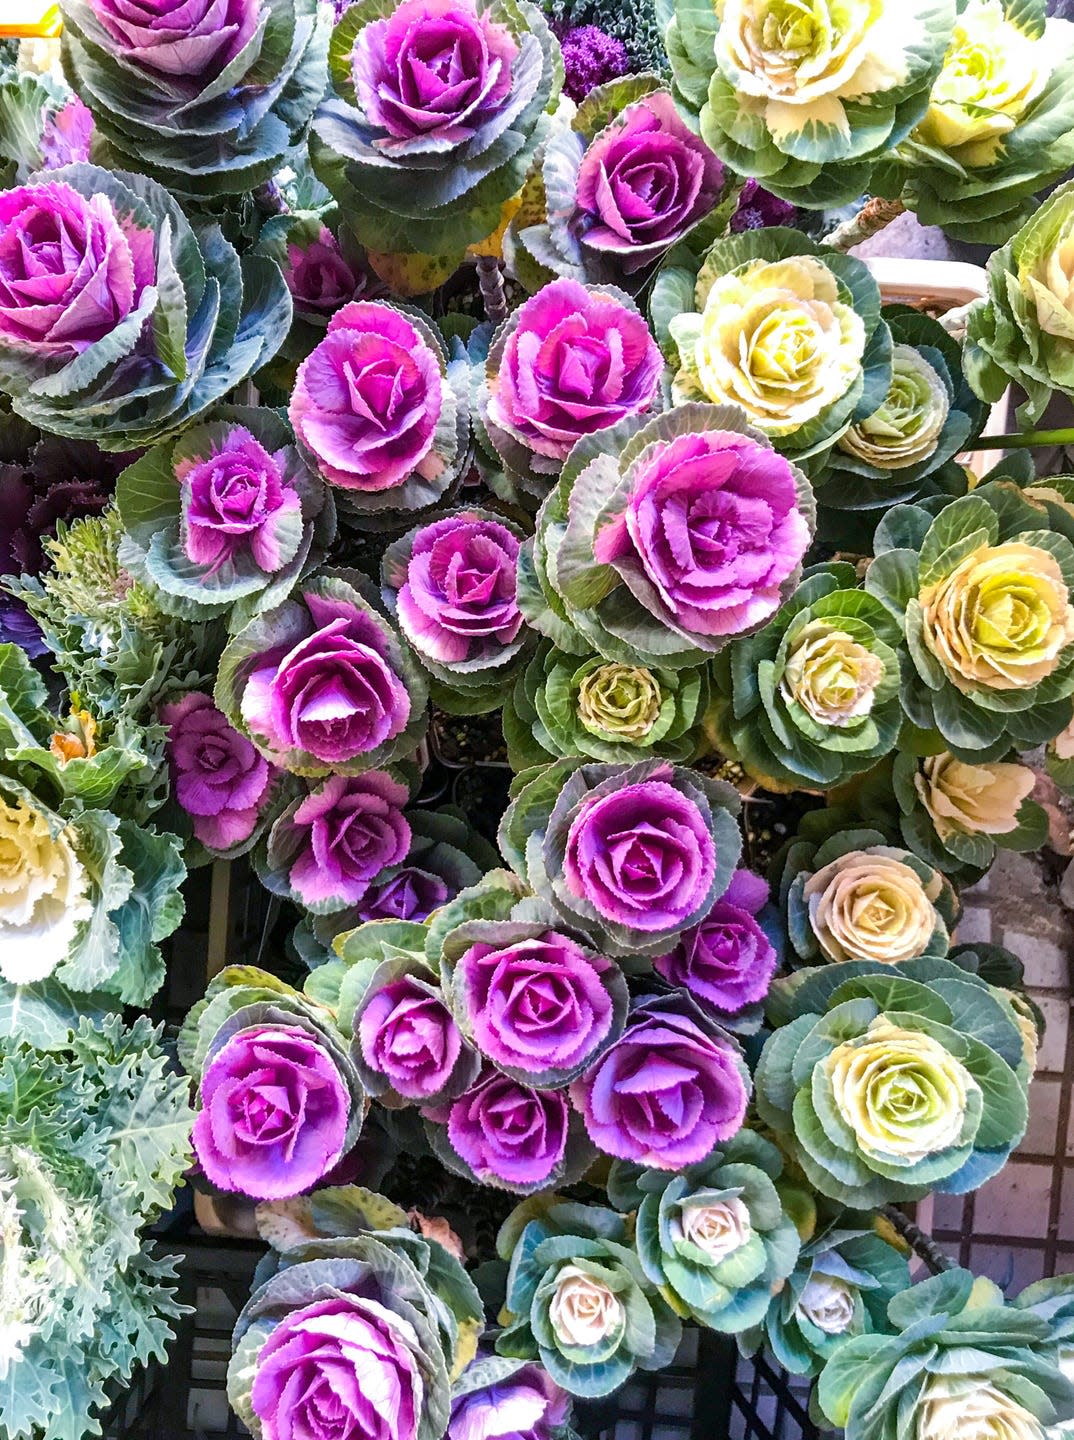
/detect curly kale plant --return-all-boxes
[0,1016,192,1440]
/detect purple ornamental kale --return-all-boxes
[557,24,630,102]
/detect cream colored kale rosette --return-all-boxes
[653,228,891,469]
[966,180,1074,425]
[755,958,1030,1208]
[664,0,954,206]
[776,825,958,970]
[892,747,1046,880]
[709,561,906,792]
[816,307,985,519]
[866,485,1074,759]
[885,0,1074,243]
[818,1269,1074,1440]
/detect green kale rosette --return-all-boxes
[755,958,1031,1207]
[709,563,905,791]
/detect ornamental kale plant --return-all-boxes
[0,1015,192,1440]
[505,77,731,293]
[0,167,291,448]
[522,406,814,669]
[710,563,906,792]
[817,1268,1074,1440]
[755,959,1030,1207]
[883,0,1074,243]
[664,0,953,207]
[58,0,331,198]
[312,0,561,258]
[654,228,891,467]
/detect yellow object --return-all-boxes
[467,193,523,260]
[0,3,62,37]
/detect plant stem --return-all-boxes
[972,427,1074,451]
[880,1206,955,1274]
[822,196,907,253]
[476,254,509,326]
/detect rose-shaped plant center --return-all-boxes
[837,345,950,471]
[717,0,879,102]
[285,228,361,315]
[397,515,522,663]
[593,430,810,639]
[685,256,865,436]
[88,0,260,80]
[194,1025,350,1199]
[916,1376,1048,1440]
[0,796,90,985]
[447,1070,569,1187]
[676,1194,752,1263]
[352,0,519,144]
[577,663,662,741]
[826,1021,977,1164]
[915,0,1048,162]
[548,1265,625,1347]
[162,691,274,850]
[456,932,614,1074]
[915,753,1035,840]
[803,850,939,964]
[278,772,411,908]
[489,278,662,460]
[919,542,1074,692]
[178,428,302,573]
[780,620,884,727]
[243,599,412,766]
[564,780,716,930]
[0,182,155,355]
[359,977,464,1099]
[447,1359,569,1440]
[574,93,725,264]
[571,1004,749,1168]
[249,1295,423,1440]
[654,899,776,1012]
[291,304,444,492]
[795,1274,856,1335]
[358,867,452,922]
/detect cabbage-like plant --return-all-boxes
[709,563,905,792]
[0,166,291,449]
[58,0,331,197]
[966,181,1074,424]
[115,407,335,630]
[0,763,185,1009]
[891,748,1047,877]
[311,0,561,259]
[521,406,815,670]
[738,1210,910,1379]
[382,509,531,714]
[865,484,1074,758]
[292,806,499,963]
[653,229,891,468]
[755,958,1030,1207]
[1016,1273,1074,1386]
[495,1196,682,1397]
[815,308,985,523]
[498,757,742,956]
[0,1016,192,1440]
[817,1268,1074,1440]
[775,826,958,969]
[606,1129,803,1333]
[179,965,366,1201]
[505,76,732,293]
[228,1186,483,1440]
[504,640,711,769]
[215,570,429,778]
[664,0,953,206]
[879,0,1074,243]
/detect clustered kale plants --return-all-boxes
[5,1,1074,1439]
